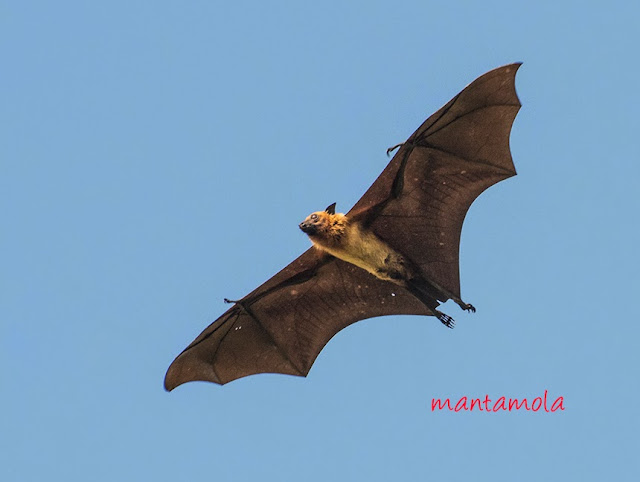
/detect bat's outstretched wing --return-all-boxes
[165,250,429,389]
[349,63,521,299]
[165,64,521,389]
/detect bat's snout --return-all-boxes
[299,222,316,235]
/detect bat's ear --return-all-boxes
[325,203,336,215]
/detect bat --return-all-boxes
[165,63,521,390]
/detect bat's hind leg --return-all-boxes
[458,301,476,313]
[424,278,476,313]
[408,274,476,314]
[435,310,455,329]
[436,287,475,313]
[403,279,457,329]
[443,293,475,313]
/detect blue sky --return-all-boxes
[2,1,638,480]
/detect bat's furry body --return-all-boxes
[299,206,407,283]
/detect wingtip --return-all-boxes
[163,365,181,391]
[500,62,523,70]
[163,361,183,392]
[468,63,522,94]
[164,352,225,392]
[509,62,523,77]
[492,62,523,108]
[485,62,523,78]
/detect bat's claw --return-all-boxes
[463,303,476,313]
[386,143,403,157]
[436,311,455,329]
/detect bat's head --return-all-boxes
[299,203,337,237]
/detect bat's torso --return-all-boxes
[321,222,411,282]
[300,210,412,283]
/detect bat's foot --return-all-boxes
[436,311,455,329]
[462,303,476,313]
[224,298,239,304]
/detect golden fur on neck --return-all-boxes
[306,211,348,247]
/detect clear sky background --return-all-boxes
[2,1,638,480]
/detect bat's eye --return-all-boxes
[310,214,318,221]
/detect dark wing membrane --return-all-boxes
[348,64,521,298]
[165,249,430,389]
